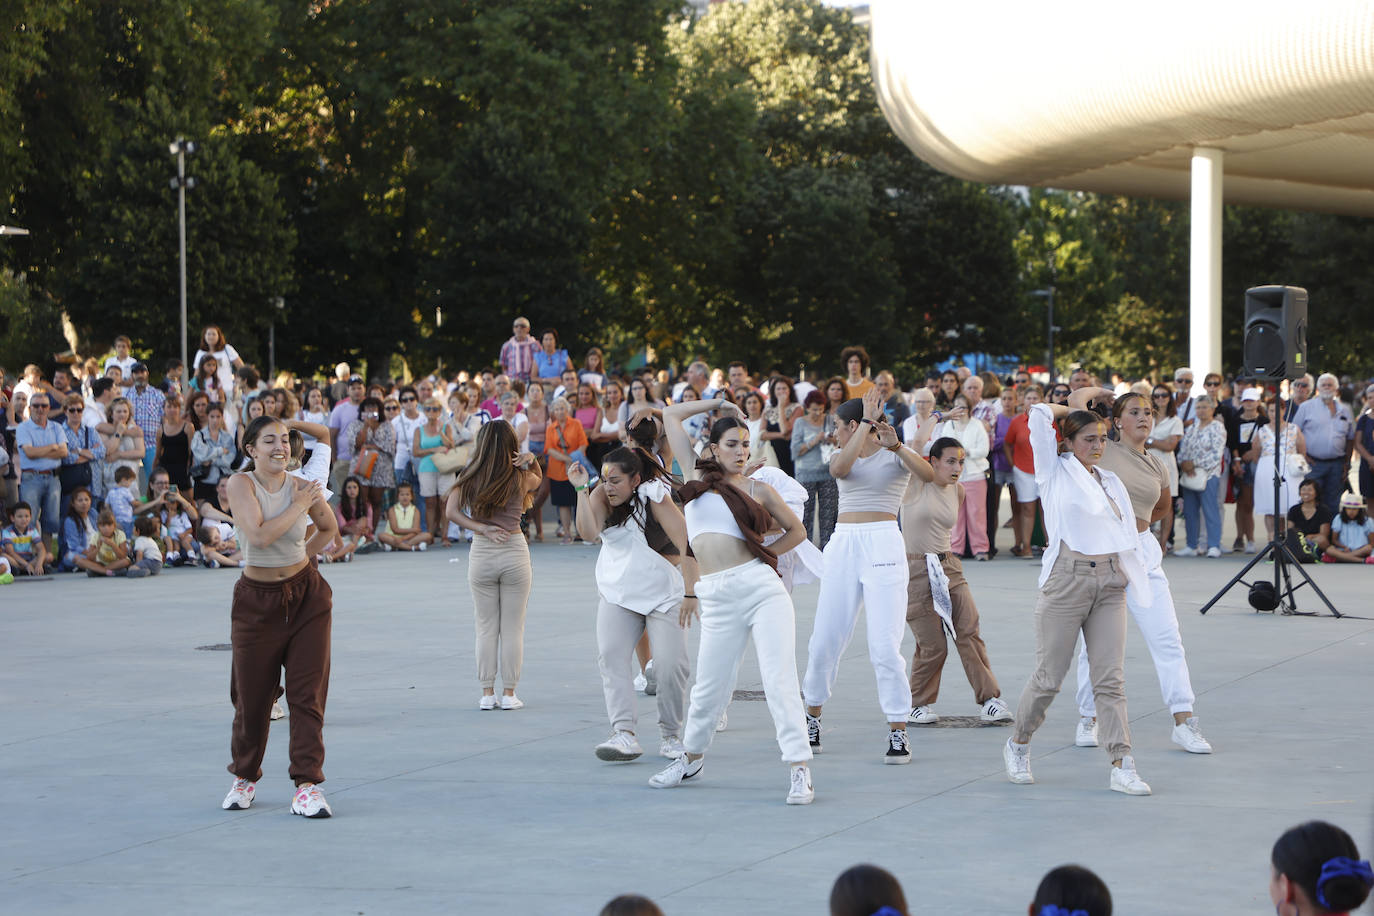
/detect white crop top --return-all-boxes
[684,491,745,542]
[835,448,911,515]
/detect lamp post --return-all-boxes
[1030,285,1056,384]
[269,296,285,381]
[168,138,198,372]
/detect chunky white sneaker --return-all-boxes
[659,735,686,759]
[1109,756,1151,795]
[270,701,285,721]
[715,710,728,732]
[417,541,428,552]
[1174,547,1198,557]
[222,777,255,810]
[786,764,814,805]
[1206,547,1222,558]
[479,694,498,711]
[290,782,333,817]
[648,754,703,788]
[1171,716,1213,754]
[1003,738,1033,784]
[908,705,939,725]
[806,713,822,754]
[980,697,1013,723]
[1244,541,1257,554]
[633,673,648,693]
[595,730,644,761]
[382,543,393,552]
[500,694,524,710]
[643,659,657,696]
[884,728,912,765]
[1075,717,1099,748]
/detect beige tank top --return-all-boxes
[241,472,308,567]
[900,477,958,555]
[1099,439,1167,521]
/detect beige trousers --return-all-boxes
[906,553,1001,707]
[467,534,532,690]
[1013,545,1132,761]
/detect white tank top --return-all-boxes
[596,482,684,615]
[684,491,744,542]
[836,448,911,515]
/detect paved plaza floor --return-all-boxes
[3,513,1372,914]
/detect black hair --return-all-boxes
[599,894,663,916]
[237,365,260,388]
[10,500,32,516]
[601,445,678,554]
[1273,821,1369,913]
[1031,864,1112,916]
[164,357,184,372]
[839,346,870,372]
[626,415,660,452]
[829,864,908,916]
[339,475,367,522]
[63,487,94,524]
[359,396,384,416]
[834,397,866,427]
[707,415,747,445]
[134,515,159,538]
[91,377,115,398]
[399,385,418,401]
[929,436,965,461]
[540,327,560,346]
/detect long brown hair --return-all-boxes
[453,422,530,519]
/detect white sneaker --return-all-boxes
[1075,717,1099,747]
[1174,547,1198,557]
[479,694,498,711]
[222,777,255,810]
[908,705,939,725]
[1003,738,1033,784]
[659,735,686,759]
[270,700,285,720]
[417,541,427,552]
[1206,547,1222,558]
[980,697,1013,723]
[884,728,912,765]
[1244,541,1257,554]
[643,659,657,696]
[595,730,644,761]
[786,764,814,805]
[716,710,728,732]
[1171,716,1213,754]
[382,543,393,552]
[1109,756,1151,795]
[291,782,333,817]
[648,754,703,788]
[633,673,648,693]
[500,694,524,710]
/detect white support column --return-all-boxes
[1190,148,1223,377]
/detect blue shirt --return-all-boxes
[1293,397,1354,461]
[532,349,569,382]
[15,418,66,472]
[61,422,107,496]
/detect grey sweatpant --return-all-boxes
[596,599,689,739]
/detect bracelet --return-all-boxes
[575,484,588,492]
[861,417,876,426]
[886,442,902,452]
[683,594,697,599]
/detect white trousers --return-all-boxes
[1076,532,1196,717]
[597,599,689,739]
[682,560,812,763]
[802,521,911,721]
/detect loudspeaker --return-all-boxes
[1242,285,1307,380]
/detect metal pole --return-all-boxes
[177,147,188,371]
[269,322,276,382]
[1047,285,1055,384]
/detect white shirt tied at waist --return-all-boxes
[1027,403,1147,598]
[750,465,824,587]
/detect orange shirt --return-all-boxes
[843,378,875,400]
[545,417,588,482]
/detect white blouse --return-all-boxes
[933,417,990,480]
[1028,404,1147,596]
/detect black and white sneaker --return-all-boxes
[807,713,822,754]
[885,728,912,765]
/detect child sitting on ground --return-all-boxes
[90,508,132,577]
[195,521,244,568]
[1323,491,1374,564]
[380,482,433,552]
[2,502,54,577]
[106,466,140,539]
[126,515,164,577]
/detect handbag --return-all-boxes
[432,443,472,474]
[1179,467,1208,492]
[1284,452,1310,479]
[353,448,379,481]
[58,427,94,492]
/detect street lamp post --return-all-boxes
[1030,285,1056,384]
[269,296,285,380]
[168,138,198,372]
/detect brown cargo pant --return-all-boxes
[228,562,333,785]
[906,552,1001,707]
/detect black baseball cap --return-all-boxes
[131,361,149,372]
[348,374,364,384]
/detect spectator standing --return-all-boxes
[16,393,66,543]
[1293,372,1355,513]
[327,375,365,498]
[763,375,803,476]
[579,347,608,392]
[59,393,105,510]
[83,377,116,432]
[1147,384,1183,553]
[1254,396,1308,542]
[1282,372,1313,422]
[532,328,572,392]
[499,317,540,383]
[989,384,1018,553]
[1176,394,1228,557]
[155,395,195,490]
[935,370,960,411]
[158,358,185,397]
[1172,367,1197,428]
[101,397,146,494]
[125,362,166,481]
[1002,384,1043,558]
[671,360,716,401]
[185,390,210,432]
[792,391,837,547]
[190,403,236,504]
[344,397,396,521]
[1354,383,1374,516]
[103,337,137,389]
[839,347,873,400]
[392,386,426,492]
[873,371,909,442]
[1226,387,1267,553]
[935,396,991,560]
[544,396,590,544]
[191,325,244,396]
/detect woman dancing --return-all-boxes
[648,396,814,804]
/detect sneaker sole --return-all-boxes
[292,807,333,818]
[1075,738,1099,747]
[980,713,1013,723]
[786,793,815,805]
[884,754,912,765]
[595,746,643,762]
[908,717,939,725]
[1110,782,1151,796]
[1172,738,1213,754]
[222,799,252,810]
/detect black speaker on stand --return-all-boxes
[1199,285,1341,617]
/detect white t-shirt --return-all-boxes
[103,356,137,388]
[393,411,427,469]
[193,346,242,394]
[133,535,163,562]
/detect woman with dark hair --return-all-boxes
[803,388,931,765]
[741,390,775,468]
[532,328,572,392]
[792,390,838,547]
[936,370,960,411]
[1047,383,1072,406]
[573,381,605,465]
[649,396,814,804]
[580,347,608,392]
[221,415,338,818]
[1226,386,1267,554]
[1324,492,1374,562]
[840,347,873,400]
[1147,383,1183,552]
[570,446,694,763]
[185,390,210,432]
[1176,393,1228,557]
[762,375,802,477]
[1003,396,1153,795]
[1029,864,1112,916]
[191,356,226,406]
[343,396,396,522]
[192,325,244,397]
[829,864,908,916]
[1069,389,1211,754]
[1270,821,1372,916]
[154,395,195,491]
[446,421,542,710]
[824,376,848,417]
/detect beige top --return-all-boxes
[241,472,308,568]
[1099,439,1168,521]
[900,477,958,555]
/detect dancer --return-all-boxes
[221,416,339,818]
[569,448,694,762]
[1070,389,1212,754]
[1269,821,1372,916]
[648,396,814,804]
[1002,396,1153,795]
[446,422,541,710]
[803,388,926,765]
[903,434,1014,726]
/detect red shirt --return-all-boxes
[1003,412,1062,473]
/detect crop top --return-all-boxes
[835,447,911,515]
[684,491,744,542]
[240,472,308,568]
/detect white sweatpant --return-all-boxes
[1076,531,1196,717]
[802,521,911,721]
[597,599,689,739]
[681,560,812,763]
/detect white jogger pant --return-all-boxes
[597,599,689,740]
[802,521,911,722]
[682,560,812,762]
[1076,531,1196,717]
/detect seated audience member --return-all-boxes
[2,501,55,576]
[125,515,164,578]
[90,508,132,577]
[60,487,103,574]
[195,521,243,569]
[1270,820,1371,916]
[1322,492,1374,563]
[1029,864,1112,916]
[829,864,909,916]
[379,482,433,551]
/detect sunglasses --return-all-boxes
[1204,381,1221,387]
[400,396,416,403]
[384,405,399,412]
[1293,382,1310,388]
[424,407,442,413]
[66,407,83,413]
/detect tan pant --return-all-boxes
[906,553,1001,706]
[467,534,532,690]
[1013,545,1132,761]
